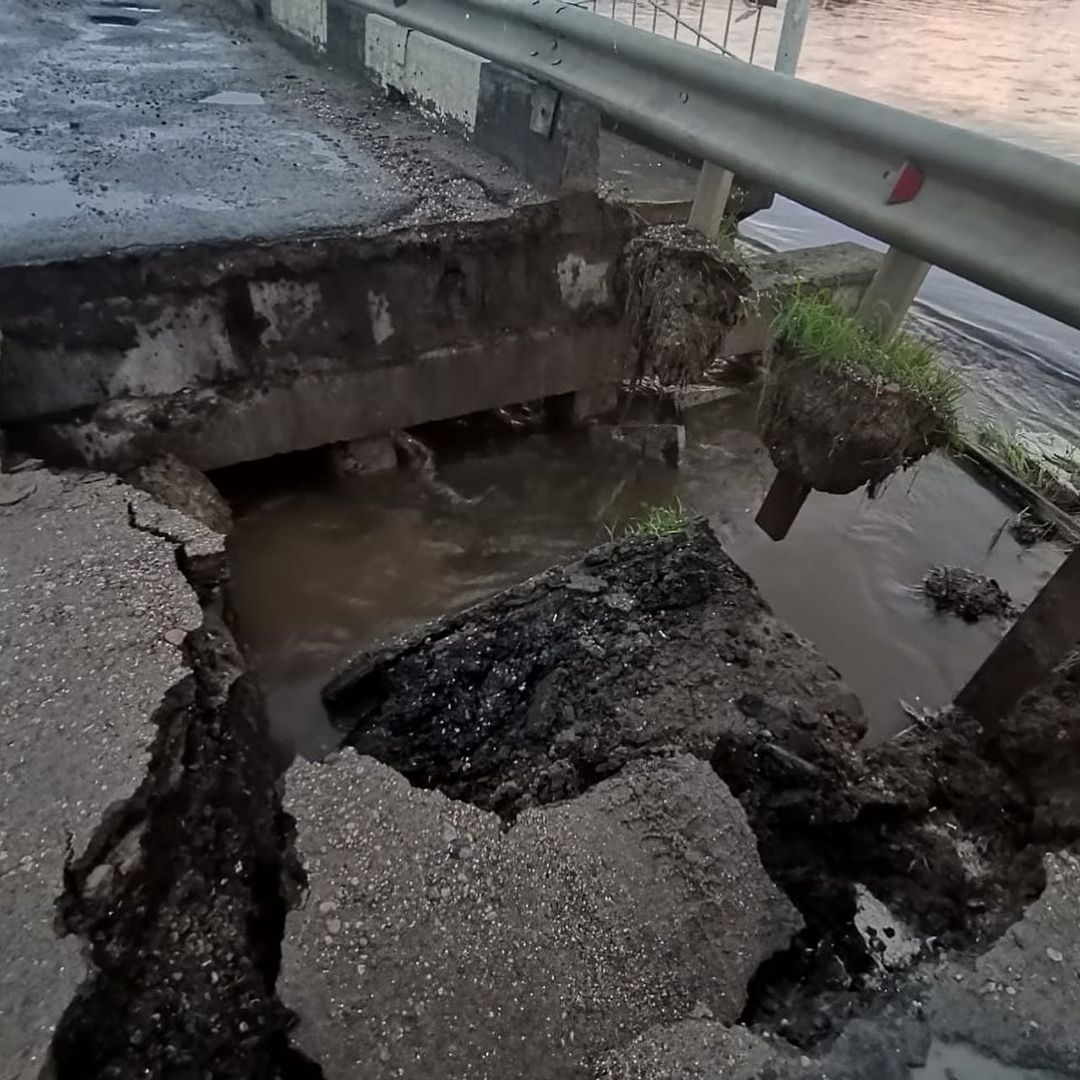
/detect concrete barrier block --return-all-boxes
[475,65,599,192]
[404,34,486,133]
[363,13,408,92]
[270,0,327,49]
[358,9,597,191]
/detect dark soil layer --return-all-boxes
[758,350,948,494]
[44,559,306,1079]
[923,566,1016,622]
[323,520,866,818]
[619,225,750,386]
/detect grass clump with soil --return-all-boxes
[612,499,692,540]
[773,291,965,424]
[758,291,964,495]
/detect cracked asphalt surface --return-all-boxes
[0,0,534,264]
[0,468,218,1079]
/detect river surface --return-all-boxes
[227,0,1077,755]
[719,0,1080,437]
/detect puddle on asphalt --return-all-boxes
[89,13,141,26]
[224,393,1065,757]
[200,91,266,106]
[911,1039,1071,1079]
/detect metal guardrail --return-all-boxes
[350,0,1080,333]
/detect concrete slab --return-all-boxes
[280,753,801,1079]
[0,0,530,264]
[597,1020,783,1080]
[0,469,217,1079]
[930,851,1080,1074]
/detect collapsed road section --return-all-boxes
[4,463,1080,1077]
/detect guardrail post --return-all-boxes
[855,246,931,339]
[773,0,809,76]
[688,162,734,239]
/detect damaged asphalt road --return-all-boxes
[0,470,210,1076]
[3,469,1080,1078]
[280,752,800,1079]
[0,0,531,265]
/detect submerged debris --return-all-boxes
[1009,509,1056,546]
[620,225,750,386]
[923,566,1015,622]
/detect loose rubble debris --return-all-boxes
[327,435,398,477]
[588,422,687,467]
[620,225,750,386]
[758,350,948,495]
[127,453,234,534]
[1010,509,1057,546]
[923,566,1016,622]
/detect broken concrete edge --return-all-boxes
[954,440,1080,544]
[1,468,316,1077]
[1,195,638,471]
[279,749,803,1078]
[239,0,599,194]
[720,241,884,360]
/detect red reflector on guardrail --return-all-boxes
[887,161,924,205]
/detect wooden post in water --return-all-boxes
[956,544,1080,725]
[755,469,812,541]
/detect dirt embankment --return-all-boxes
[758,350,948,496]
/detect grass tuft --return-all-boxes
[976,422,1080,511]
[773,291,965,423]
[616,498,692,539]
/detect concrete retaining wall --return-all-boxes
[0,196,637,470]
[254,0,599,193]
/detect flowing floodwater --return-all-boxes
[226,397,1063,755]
[227,0,1077,755]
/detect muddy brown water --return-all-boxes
[225,393,1064,758]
